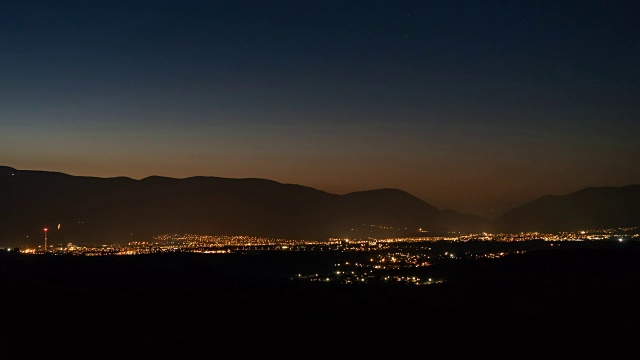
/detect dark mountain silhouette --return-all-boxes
[3,165,638,247]
[494,185,640,232]
[0,166,491,247]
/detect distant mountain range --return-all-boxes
[493,184,640,233]
[1,165,639,247]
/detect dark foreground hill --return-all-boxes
[494,185,640,233]
[1,241,639,359]
[0,166,489,247]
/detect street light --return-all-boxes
[44,228,48,253]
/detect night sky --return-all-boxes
[1,0,638,217]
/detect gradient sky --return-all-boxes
[1,0,639,217]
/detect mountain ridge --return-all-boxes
[0,165,491,247]
[494,184,640,232]
[1,165,639,247]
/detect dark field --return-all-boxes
[2,240,640,359]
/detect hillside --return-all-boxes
[4,165,639,248]
[0,166,491,247]
[1,240,638,358]
[494,185,640,232]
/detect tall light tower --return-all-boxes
[44,228,48,253]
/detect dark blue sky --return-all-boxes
[1,0,639,217]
